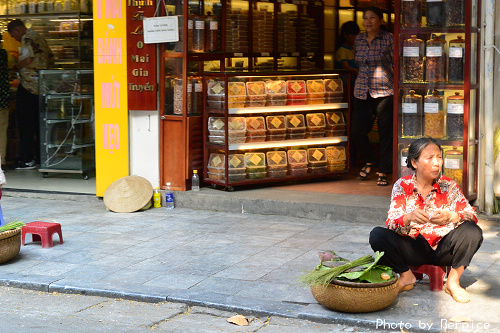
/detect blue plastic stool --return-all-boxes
[0,204,4,227]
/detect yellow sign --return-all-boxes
[94,0,129,196]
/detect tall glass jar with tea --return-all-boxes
[426,36,446,83]
[426,0,445,27]
[424,90,444,138]
[173,78,184,115]
[401,90,423,137]
[402,35,424,82]
[448,36,465,83]
[446,92,464,139]
[192,15,205,52]
[446,0,465,26]
[204,14,219,52]
[401,0,422,27]
[190,77,203,116]
[444,148,463,188]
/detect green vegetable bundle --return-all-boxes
[0,220,25,232]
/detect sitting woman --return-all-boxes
[369,137,482,303]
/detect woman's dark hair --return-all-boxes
[363,7,387,31]
[406,137,442,170]
[340,21,360,38]
[338,21,360,46]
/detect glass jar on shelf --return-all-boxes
[173,78,184,115]
[426,0,445,27]
[402,35,424,82]
[192,15,205,52]
[444,148,463,188]
[446,92,464,139]
[424,90,444,138]
[205,14,219,52]
[401,0,422,27]
[190,77,203,116]
[171,15,183,52]
[446,0,465,26]
[164,76,174,115]
[426,35,446,83]
[448,36,465,83]
[401,90,423,137]
[400,148,413,177]
[187,18,194,51]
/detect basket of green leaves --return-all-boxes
[300,251,399,313]
[0,220,25,264]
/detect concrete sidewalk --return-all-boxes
[0,190,499,333]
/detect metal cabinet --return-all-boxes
[38,69,94,179]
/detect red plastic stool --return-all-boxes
[410,265,450,291]
[22,221,64,248]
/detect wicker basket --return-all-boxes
[310,277,400,313]
[0,228,22,264]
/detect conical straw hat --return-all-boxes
[103,176,153,213]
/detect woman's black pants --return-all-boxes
[369,221,483,273]
[351,95,393,174]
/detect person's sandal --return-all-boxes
[398,283,414,294]
[359,163,373,180]
[377,173,389,186]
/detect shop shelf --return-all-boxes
[228,102,348,114]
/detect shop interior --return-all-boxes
[1,0,397,197]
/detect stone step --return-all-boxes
[3,187,391,224]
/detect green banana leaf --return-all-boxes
[337,252,395,283]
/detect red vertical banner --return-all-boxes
[126,0,157,111]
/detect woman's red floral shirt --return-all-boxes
[386,175,478,247]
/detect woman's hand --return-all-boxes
[429,209,458,225]
[404,208,429,226]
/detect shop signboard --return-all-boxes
[126,1,157,111]
[94,0,130,196]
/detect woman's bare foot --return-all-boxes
[398,270,417,291]
[445,266,469,303]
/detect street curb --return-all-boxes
[0,274,447,332]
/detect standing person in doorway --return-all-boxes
[352,7,394,186]
[335,21,360,72]
[0,44,10,169]
[7,19,54,170]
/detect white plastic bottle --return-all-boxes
[192,170,200,191]
[165,182,174,210]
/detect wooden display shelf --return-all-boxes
[398,83,479,90]
[398,137,471,147]
[393,0,481,200]
[204,168,349,188]
[226,136,347,150]
[399,27,480,34]
[227,103,348,114]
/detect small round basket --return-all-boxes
[310,277,399,313]
[0,228,22,264]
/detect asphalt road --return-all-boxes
[0,286,387,333]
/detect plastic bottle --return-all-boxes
[153,187,162,208]
[165,182,174,210]
[192,170,200,191]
